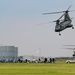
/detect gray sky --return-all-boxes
[0,0,75,57]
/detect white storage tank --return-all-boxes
[0,46,18,59]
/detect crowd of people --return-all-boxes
[43,58,55,63]
[0,57,55,63]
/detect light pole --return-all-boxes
[36,48,41,58]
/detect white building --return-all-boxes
[0,46,18,59]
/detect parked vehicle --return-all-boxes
[66,60,75,63]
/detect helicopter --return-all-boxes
[63,45,75,57]
[43,6,74,35]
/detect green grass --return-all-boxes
[0,62,75,75]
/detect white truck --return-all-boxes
[66,59,75,63]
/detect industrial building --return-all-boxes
[0,46,18,59]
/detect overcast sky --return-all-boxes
[0,0,75,57]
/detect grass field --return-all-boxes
[0,62,75,75]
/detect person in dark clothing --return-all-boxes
[50,58,52,63]
[25,59,27,63]
[52,58,55,63]
[39,58,41,63]
[44,58,47,63]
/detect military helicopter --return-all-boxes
[63,45,75,57]
[43,6,74,35]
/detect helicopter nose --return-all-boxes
[55,29,59,32]
[55,29,58,32]
[55,26,60,32]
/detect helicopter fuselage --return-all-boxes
[55,20,73,32]
[43,5,74,35]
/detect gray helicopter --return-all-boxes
[63,45,75,57]
[43,6,74,35]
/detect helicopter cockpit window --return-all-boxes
[55,24,60,29]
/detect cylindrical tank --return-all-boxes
[0,46,18,59]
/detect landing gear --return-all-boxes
[72,26,74,29]
[59,32,61,36]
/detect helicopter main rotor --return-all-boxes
[42,5,73,15]
[63,45,75,50]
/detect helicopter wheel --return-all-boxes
[72,26,74,29]
[59,32,61,36]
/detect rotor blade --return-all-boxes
[67,5,72,10]
[62,10,75,13]
[42,11,63,15]
[43,5,74,15]
[63,45,75,46]
[52,14,64,22]
[64,48,75,50]
[58,14,64,20]
[43,10,75,15]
